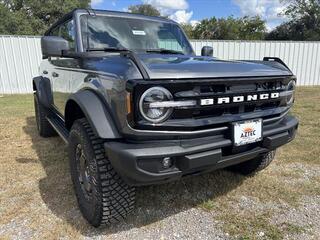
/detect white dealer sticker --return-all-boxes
[233,119,262,146]
[132,30,146,35]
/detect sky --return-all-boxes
[90,0,288,30]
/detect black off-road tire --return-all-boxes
[229,150,276,176]
[34,93,56,137]
[68,118,135,227]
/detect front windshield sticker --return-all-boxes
[132,30,146,36]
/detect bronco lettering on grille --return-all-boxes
[200,92,280,106]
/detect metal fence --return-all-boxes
[192,40,320,87]
[0,36,319,94]
[0,36,42,94]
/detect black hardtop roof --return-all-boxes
[45,8,176,35]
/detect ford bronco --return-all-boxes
[33,9,299,227]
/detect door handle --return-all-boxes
[52,72,59,78]
[43,70,48,75]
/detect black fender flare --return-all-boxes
[66,90,121,139]
[32,76,53,108]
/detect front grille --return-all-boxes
[130,76,293,130]
[172,100,281,119]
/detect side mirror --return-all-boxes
[41,36,70,57]
[201,46,213,57]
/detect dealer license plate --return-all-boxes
[233,119,262,146]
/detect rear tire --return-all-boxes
[34,93,56,137]
[229,150,276,176]
[68,118,135,227]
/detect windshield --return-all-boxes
[80,15,194,55]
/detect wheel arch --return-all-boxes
[32,76,53,108]
[65,90,121,139]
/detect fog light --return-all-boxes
[162,157,172,169]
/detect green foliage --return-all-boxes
[180,23,195,39]
[128,4,161,17]
[238,16,266,40]
[0,0,90,35]
[267,0,320,40]
[192,16,266,40]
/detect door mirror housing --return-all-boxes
[41,36,70,57]
[201,46,213,57]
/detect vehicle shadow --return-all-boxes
[22,116,246,237]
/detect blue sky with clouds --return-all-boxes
[91,0,287,30]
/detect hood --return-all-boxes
[137,54,292,79]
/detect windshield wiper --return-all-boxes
[145,48,184,55]
[86,47,129,52]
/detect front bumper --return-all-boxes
[105,116,298,186]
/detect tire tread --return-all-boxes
[34,94,56,137]
[229,150,276,176]
[69,118,135,227]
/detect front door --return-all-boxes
[50,58,72,114]
[48,18,77,116]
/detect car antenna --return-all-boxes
[86,8,97,17]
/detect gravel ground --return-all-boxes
[87,208,229,240]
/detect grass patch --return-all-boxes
[220,212,284,240]
[282,223,309,234]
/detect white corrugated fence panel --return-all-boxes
[190,40,320,86]
[0,36,42,94]
[0,36,319,94]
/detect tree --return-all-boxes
[238,16,266,40]
[267,0,320,40]
[192,16,266,40]
[0,4,37,35]
[283,0,320,20]
[128,4,161,17]
[180,23,195,39]
[0,0,90,35]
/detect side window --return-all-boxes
[50,27,59,36]
[59,20,76,51]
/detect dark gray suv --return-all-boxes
[33,9,298,227]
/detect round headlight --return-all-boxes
[139,87,173,123]
[287,80,296,104]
